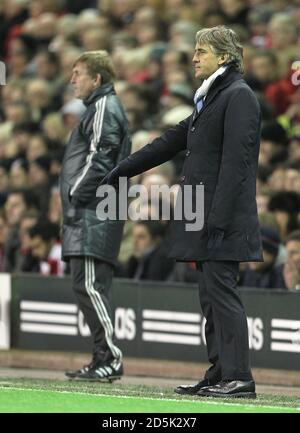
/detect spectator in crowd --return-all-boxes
[288,135,300,162]
[218,0,250,28]
[28,155,52,213]
[0,0,29,58]
[6,36,36,79]
[258,210,281,232]
[26,134,48,162]
[162,48,192,85]
[168,20,200,48]
[267,161,300,193]
[0,164,9,207]
[201,9,227,29]
[267,13,298,77]
[267,165,286,192]
[48,148,64,186]
[246,48,298,116]
[125,220,174,280]
[282,229,300,290]
[28,219,65,276]
[47,186,62,225]
[256,189,272,214]
[246,49,277,89]
[259,211,286,265]
[3,189,39,272]
[1,101,31,136]
[9,159,29,189]
[118,191,174,270]
[15,210,39,272]
[142,43,167,95]
[80,28,110,52]
[240,225,285,289]
[166,83,194,109]
[42,113,67,149]
[281,161,300,192]
[259,120,288,168]
[256,165,272,192]
[247,4,273,48]
[11,122,40,159]
[0,212,8,272]
[25,79,55,122]
[118,83,157,129]
[268,191,300,239]
[33,50,64,104]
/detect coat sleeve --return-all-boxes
[118,116,190,178]
[207,88,261,231]
[70,97,124,207]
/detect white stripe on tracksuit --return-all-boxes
[70,96,107,196]
[85,257,122,361]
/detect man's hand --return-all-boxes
[100,165,121,187]
[207,227,224,250]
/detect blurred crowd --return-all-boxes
[0,0,300,290]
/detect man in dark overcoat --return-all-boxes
[102,26,262,398]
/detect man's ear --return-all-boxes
[94,73,102,87]
[218,54,229,65]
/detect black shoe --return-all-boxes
[65,358,97,379]
[197,380,256,399]
[175,378,213,395]
[65,359,123,383]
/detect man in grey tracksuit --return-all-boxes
[60,50,131,381]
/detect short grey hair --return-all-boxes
[74,50,116,84]
[195,26,244,73]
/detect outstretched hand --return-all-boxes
[100,165,121,187]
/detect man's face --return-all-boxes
[193,43,223,80]
[5,193,26,226]
[70,62,100,100]
[286,240,300,268]
[251,56,274,83]
[133,224,154,258]
[29,163,48,187]
[29,235,50,260]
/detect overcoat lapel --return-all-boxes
[192,67,242,124]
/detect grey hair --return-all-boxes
[268,13,297,37]
[195,26,244,73]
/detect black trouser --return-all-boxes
[70,256,122,363]
[197,260,253,382]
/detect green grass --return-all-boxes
[0,377,300,413]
